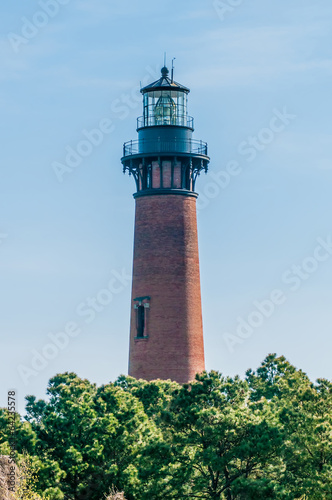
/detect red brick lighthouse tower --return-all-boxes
[121,66,210,384]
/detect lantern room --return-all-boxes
[121,65,209,196]
[137,66,192,129]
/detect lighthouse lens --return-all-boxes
[154,94,176,125]
[142,90,188,127]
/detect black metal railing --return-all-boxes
[137,115,194,129]
[123,138,208,157]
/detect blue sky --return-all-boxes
[1,0,332,411]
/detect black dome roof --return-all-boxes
[141,67,190,94]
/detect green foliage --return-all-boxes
[138,371,284,499]
[0,408,37,456]
[114,375,180,419]
[0,356,331,499]
[23,372,160,500]
[247,355,332,499]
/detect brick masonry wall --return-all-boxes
[128,193,205,384]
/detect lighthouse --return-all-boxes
[121,65,210,384]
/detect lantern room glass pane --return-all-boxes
[143,90,188,127]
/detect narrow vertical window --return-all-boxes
[133,296,150,339]
[137,305,145,337]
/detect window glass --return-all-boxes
[154,93,176,125]
[144,90,188,126]
[137,305,145,337]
